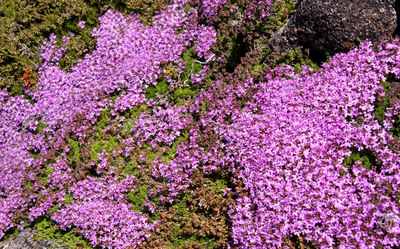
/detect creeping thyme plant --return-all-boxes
[1,0,400,248]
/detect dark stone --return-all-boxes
[268,0,397,57]
[388,80,400,107]
[0,228,67,249]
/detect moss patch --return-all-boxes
[33,217,95,249]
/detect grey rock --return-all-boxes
[268,0,397,55]
[389,80,400,107]
[0,229,67,249]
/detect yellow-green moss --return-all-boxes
[33,217,95,249]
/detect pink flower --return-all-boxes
[78,21,86,29]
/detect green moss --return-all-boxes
[68,139,81,163]
[181,47,204,81]
[49,204,60,214]
[145,79,172,99]
[33,217,95,249]
[170,135,187,155]
[33,120,47,134]
[92,108,112,135]
[121,161,142,177]
[25,180,34,190]
[130,104,148,117]
[370,79,400,138]
[169,201,193,247]
[267,47,318,72]
[391,114,400,138]
[40,166,55,185]
[343,147,380,173]
[64,194,74,205]
[40,173,49,185]
[89,142,102,161]
[122,0,171,25]
[128,184,151,212]
[184,3,191,13]
[373,99,389,123]
[174,87,196,99]
[146,150,158,162]
[119,104,148,132]
[145,47,203,103]
[343,152,371,171]
[88,136,119,162]
[373,81,390,123]
[45,166,55,175]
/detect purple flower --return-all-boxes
[78,21,86,29]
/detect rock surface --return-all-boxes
[268,0,397,55]
[0,229,67,249]
[389,80,400,107]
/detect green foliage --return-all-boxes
[263,46,319,73]
[128,184,151,212]
[368,78,400,138]
[181,47,205,82]
[373,81,390,123]
[68,139,81,163]
[121,160,142,177]
[36,120,47,134]
[45,166,55,175]
[0,0,98,95]
[343,151,372,171]
[144,48,201,104]
[343,147,380,173]
[122,0,171,25]
[33,217,95,249]
[130,104,149,117]
[184,3,191,13]
[95,109,111,134]
[25,180,34,190]
[155,172,233,248]
[264,0,298,33]
[119,104,148,133]
[167,200,208,248]
[391,114,400,138]
[88,137,119,161]
[1,228,21,241]
[38,166,55,185]
[222,34,248,73]
[225,0,298,46]
[174,87,196,102]
[64,194,74,205]
[146,149,158,162]
[377,76,400,138]
[145,79,171,99]
[0,0,171,96]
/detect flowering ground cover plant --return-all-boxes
[1,0,400,248]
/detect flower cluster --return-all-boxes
[0,91,46,238]
[32,1,215,138]
[200,0,228,17]
[50,175,153,248]
[129,105,192,148]
[1,0,400,248]
[0,0,217,246]
[52,201,154,248]
[213,41,400,248]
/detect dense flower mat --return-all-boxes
[1,0,400,248]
